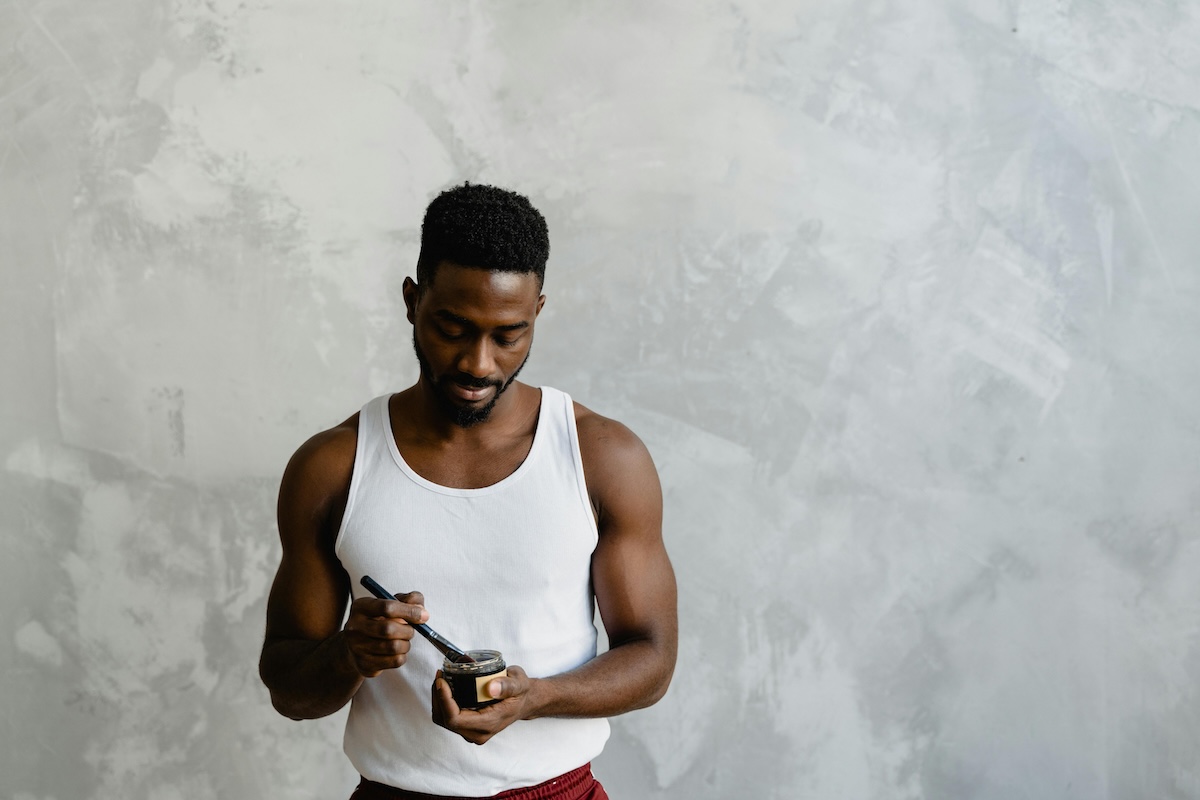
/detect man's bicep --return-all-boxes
[264,436,354,644]
[264,543,351,643]
[587,428,676,648]
[592,531,676,650]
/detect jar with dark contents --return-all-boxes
[442,650,507,710]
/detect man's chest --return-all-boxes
[397,436,535,490]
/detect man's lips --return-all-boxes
[448,382,496,402]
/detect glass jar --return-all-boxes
[442,650,507,710]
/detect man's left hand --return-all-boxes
[431,665,535,744]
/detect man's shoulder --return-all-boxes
[571,400,637,445]
[570,400,656,479]
[566,398,662,531]
[283,413,361,493]
[299,412,360,456]
[276,412,364,542]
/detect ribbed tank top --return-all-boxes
[334,387,610,795]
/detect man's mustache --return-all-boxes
[447,374,501,389]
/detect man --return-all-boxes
[259,183,678,800]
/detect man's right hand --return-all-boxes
[342,591,429,677]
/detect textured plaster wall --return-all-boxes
[3,2,1199,799]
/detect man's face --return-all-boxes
[405,262,545,428]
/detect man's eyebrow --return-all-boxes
[434,309,529,332]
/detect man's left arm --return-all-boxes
[432,408,678,744]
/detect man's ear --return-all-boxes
[535,294,546,317]
[402,277,420,324]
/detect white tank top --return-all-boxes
[334,387,610,795]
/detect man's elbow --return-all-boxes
[637,639,677,709]
[261,660,321,721]
[268,689,333,721]
[654,657,677,704]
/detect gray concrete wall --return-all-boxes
[3,2,1199,798]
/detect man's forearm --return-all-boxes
[523,637,675,720]
[260,632,364,720]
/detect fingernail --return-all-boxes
[488,680,502,698]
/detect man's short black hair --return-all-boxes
[416,183,549,288]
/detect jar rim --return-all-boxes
[442,649,505,674]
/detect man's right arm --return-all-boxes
[258,421,428,720]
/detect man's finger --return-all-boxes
[431,671,460,726]
[483,677,522,699]
[435,675,454,705]
[360,636,411,657]
[356,616,419,640]
[395,590,425,607]
[486,664,527,698]
[392,599,429,624]
[352,596,429,624]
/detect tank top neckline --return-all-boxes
[380,387,548,497]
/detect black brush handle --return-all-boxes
[359,575,474,663]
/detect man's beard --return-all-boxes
[412,331,529,428]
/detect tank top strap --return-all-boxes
[334,394,391,557]
[361,394,391,450]
[539,387,597,540]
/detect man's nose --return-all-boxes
[456,337,496,378]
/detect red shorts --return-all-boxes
[349,763,609,800]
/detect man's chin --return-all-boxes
[437,388,501,428]
[449,400,497,428]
